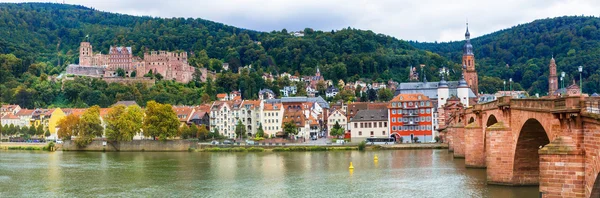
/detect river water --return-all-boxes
[0,150,537,197]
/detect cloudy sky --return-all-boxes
[5,0,600,42]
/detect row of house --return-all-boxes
[2,93,444,143]
[209,96,329,139]
[321,93,437,143]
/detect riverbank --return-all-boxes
[59,140,448,152]
[376,143,448,150]
[196,146,357,152]
[0,142,52,151]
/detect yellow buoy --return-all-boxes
[349,162,354,169]
[374,155,378,161]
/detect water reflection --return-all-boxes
[0,150,537,197]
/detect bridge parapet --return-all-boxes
[584,97,600,114]
[509,96,582,113]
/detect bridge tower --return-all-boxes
[548,57,558,95]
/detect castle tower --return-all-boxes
[548,56,558,95]
[462,23,479,95]
[79,42,93,66]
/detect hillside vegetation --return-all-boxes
[412,16,600,95]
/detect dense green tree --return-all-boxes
[143,101,180,140]
[256,124,265,138]
[282,121,298,139]
[377,88,394,102]
[367,88,377,102]
[105,104,143,142]
[116,68,126,77]
[234,120,246,140]
[74,105,103,147]
[330,121,344,138]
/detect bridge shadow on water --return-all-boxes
[447,151,539,198]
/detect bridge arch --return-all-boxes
[483,114,499,163]
[512,118,550,185]
[591,174,600,197]
[486,114,498,127]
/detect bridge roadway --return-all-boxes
[440,95,600,197]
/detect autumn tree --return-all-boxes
[57,114,80,140]
[179,124,190,139]
[316,81,327,96]
[105,104,143,142]
[143,101,180,140]
[197,125,209,141]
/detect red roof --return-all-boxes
[172,106,194,122]
[2,114,19,120]
[15,109,34,116]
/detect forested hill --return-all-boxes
[411,16,600,95]
[0,2,457,83]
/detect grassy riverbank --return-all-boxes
[196,146,358,152]
[0,142,56,151]
[194,143,448,152]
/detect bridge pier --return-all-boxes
[539,136,585,197]
[486,122,515,185]
[465,122,485,168]
[451,124,465,158]
[446,128,454,152]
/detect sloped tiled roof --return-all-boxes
[2,114,19,120]
[351,109,388,122]
[190,111,208,120]
[264,103,282,111]
[15,109,34,116]
[391,93,430,102]
[172,106,194,122]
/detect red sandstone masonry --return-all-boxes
[451,124,465,158]
[447,127,454,152]
[539,136,585,198]
[486,122,515,185]
[465,122,485,168]
[584,123,600,197]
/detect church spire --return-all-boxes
[463,23,473,55]
[465,22,470,39]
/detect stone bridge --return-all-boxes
[442,95,600,197]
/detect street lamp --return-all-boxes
[503,80,506,96]
[561,72,566,89]
[509,78,513,96]
[578,66,583,93]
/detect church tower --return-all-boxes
[548,56,558,95]
[462,23,479,95]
